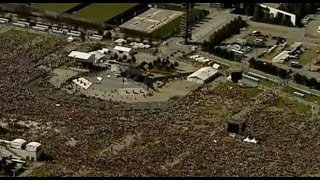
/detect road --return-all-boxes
[190,9,237,43]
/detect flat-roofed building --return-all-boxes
[119,8,185,39]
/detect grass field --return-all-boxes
[2,29,38,39]
[276,97,310,113]
[75,3,137,23]
[219,81,263,98]
[33,3,80,13]
[260,79,276,88]
[282,86,320,103]
[297,46,319,65]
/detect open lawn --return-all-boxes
[298,46,319,65]
[33,3,80,13]
[1,29,38,39]
[219,81,263,98]
[276,97,310,113]
[281,86,320,103]
[260,79,276,88]
[75,3,137,23]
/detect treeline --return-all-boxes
[202,16,247,51]
[249,58,290,79]
[211,47,241,62]
[252,4,293,27]
[138,57,179,71]
[294,73,320,90]
[251,3,320,27]
[278,3,320,27]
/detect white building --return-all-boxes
[114,46,132,55]
[68,51,95,63]
[0,139,43,161]
[187,66,219,84]
[272,50,290,63]
[260,3,296,26]
[89,50,106,64]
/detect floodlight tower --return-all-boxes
[180,3,194,45]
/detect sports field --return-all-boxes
[74,3,137,23]
[33,3,80,13]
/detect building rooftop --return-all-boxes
[261,3,281,9]
[26,142,41,152]
[119,8,185,34]
[188,66,218,81]
[68,51,93,60]
[272,50,290,63]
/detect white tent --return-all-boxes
[143,44,151,49]
[114,46,132,54]
[190,54,200,59]
[195,57,205,62]
[97,77,103,81]
[67,36,74,42]
[187,66,219,84]
[115,38,127,44]
[212,63,221,70]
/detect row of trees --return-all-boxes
[294,73,320,90]
[202,16,248,52]
[252,4,293,27]
[278,3,320,27]
[211,47,241,62]
[249,58,290,79]
[139,57,179,71]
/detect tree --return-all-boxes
[169,63,175,70]
[307,78,318,88]
[315,81,320,90]
[155,57,161,65]
[91,42,102,51]
[294,73,306,85]
[104,31,112,39]
[174,61,179,67]
[112,53,118,60]
[148,62,154,69]
[80,32,85,42]
[122,55,127,61]
[253,4,263,21]
[131,55,137,64]
[249,57,256,67]
[278,68,289,79]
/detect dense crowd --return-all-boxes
[0,30,319,177]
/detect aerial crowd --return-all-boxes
[0,30,319,177]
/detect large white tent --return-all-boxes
[187,66,219,84]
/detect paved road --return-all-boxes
[190,10,236,43]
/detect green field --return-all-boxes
[276,97,310,113]
[2,29,38,39]
[282,86,320,103]
[33,3,80,13]
[218,81,263,98]
[260,79,276,88]
[297,46,319,65]
[75,3,137,23]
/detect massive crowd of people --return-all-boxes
[0,30,319,177]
